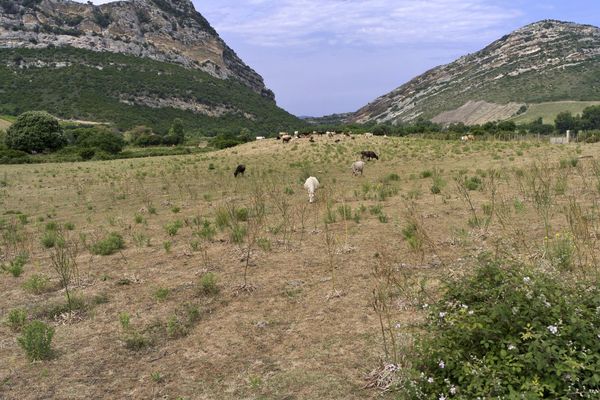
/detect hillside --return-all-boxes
[351,20,600,125]
[0,0,302,134]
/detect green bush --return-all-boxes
[5,111,66,153]
[22,274,50,294]
[17,320,54,361]
[2,253,27,277]
[91,232,124,255]
[6,308,27,331]
[408,260,600,398]
[41,230,60,248]
[164,220,183,236]
[0,148,30,164]
[198,272,219,296]
[69,126,125,154]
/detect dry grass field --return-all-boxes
[1,135,599,399]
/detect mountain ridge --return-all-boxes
[350,20,600,125]
[0,0,274,99]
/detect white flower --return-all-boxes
[439,360,445,369]
[428,377,434,383]
[395,323,401,329]
[450,386,457,395]
[439,395,446,400]
[508,344,516,351]
[461,304,468,309]
[548,325,558,335]
[423,303,429,309]
[468,310,474,315]
[523,276,531,284]
[439,312,447,318]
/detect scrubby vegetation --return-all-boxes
[404,259,600,399]
[0,47,302,135]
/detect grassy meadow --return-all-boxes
[510,101,600,124]
[1,135,600,399]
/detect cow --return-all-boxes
[360,151,379,161]
[234,164,246,177]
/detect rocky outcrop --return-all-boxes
[431,101,525,126]
[351,20,600,124]
[0,0,274,100]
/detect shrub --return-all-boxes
[2,253,28,277]
[6,308,27,331]
[70,126,125,154]
[91,232,124,255]
[164,220,183,236]
[154,287,170,302]
[17,320,54,361]
[547,232,575,271]
[408,260,600,399]
[464,175,482,191]
[5,111,67,153]
[22,274,50,294]
[198,272,219,296]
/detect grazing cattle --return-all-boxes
[234,164,246,177]
[351,160,365,176]
[255,136,265,140]
[364,132,374,137]
[303,176,320,203]
[460,134,475,142]
[360,150,379,161]
[309,137,315,143]
[281,135,292,143]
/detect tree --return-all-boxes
[554,111,577,134]
[581,105,600,130]
[5,111,66,153]
[164,118,185,145]
[497,120,516,132]
[72,126,125,154]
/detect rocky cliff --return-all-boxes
[0,0,274,99]
[351,20,600,125]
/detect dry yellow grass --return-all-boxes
[0,135,598,399]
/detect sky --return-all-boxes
[76,1,599,116]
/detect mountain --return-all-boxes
[350,20,600,125]
[0,0,301,133]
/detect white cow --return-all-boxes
[351,160,365,176]
[303,176,320,203]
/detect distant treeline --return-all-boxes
[308,105,600,141]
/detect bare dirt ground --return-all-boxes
[0,135,597,399]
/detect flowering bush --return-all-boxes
[408,260,600,399]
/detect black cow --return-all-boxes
[234,164,246,177]
[360,151,379,161]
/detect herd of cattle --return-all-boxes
[232,131,476,202]
[232,132,381,203]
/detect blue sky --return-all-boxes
[78,1,599,116]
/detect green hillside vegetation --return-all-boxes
[0,47,303,135]
[415,59,600,121]
[510,101,600,124]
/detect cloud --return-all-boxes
[199,0,522,48]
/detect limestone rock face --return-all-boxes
[350,20,600,124]
[0,0,275,100]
